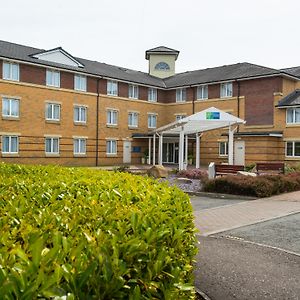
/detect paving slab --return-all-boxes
[193,194,300,236]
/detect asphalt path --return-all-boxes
[192,195,300,300]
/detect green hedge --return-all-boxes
[0,164,197,299]
[202,172,300,197]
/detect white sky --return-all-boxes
[2,0,300,73]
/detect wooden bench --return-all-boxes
[215,164,245,177]
[256,163,285,175]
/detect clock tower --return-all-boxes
[145,46,179,78]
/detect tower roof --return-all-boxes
[145,46,179,60]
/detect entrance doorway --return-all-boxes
[123,140,131,164]
[234,140,245,165]
[162,142,179,163]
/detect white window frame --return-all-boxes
[128,112,138,128]
[176,88,187,102]
[2,98,19,118]
[74,74,87,92]
[286,107,300,124]
[73,138,86,155]
[3,61,19,81]
[107,80,118,96]
[46,69,60,87]
[197,85,208,100]
[2,135,19,154]
[74,105,87,123]
[106,109,118,126]
[128,84,139,99]
[45,137,59,154]
[148,113,157,129]
[286,141,300,158]
[106,140,117,155]
[219,141,228,156]
[46,103,61,121]
[148,88,157,102]
[220,82,233,98]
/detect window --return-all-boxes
[128,84,139,99]
[176,88,186,102]
[197,85,208,100]
[148,88,157,102]
[45,137,59,154]
[106,140,117,154]
[286,141,300,157]
[219,142,228,156]
[148,114,157,128]
[74,106,87,123]
[46,103,60,121]
[46,69,60,87]
[286,107,300,124]
[106,109,118,125]
[176,115,186,121]
[2,136,18,154]
[220,82,233,98]
[2,98,19,117]
[155,62,170,70]
[3,61,19,81]
[74,138,86,155]
[74,74,87,91]
[128,112,138,127]
[107,80,118,96]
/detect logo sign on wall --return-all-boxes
[206,112,220,120]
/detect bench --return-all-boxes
[256,162,285,175]
[215,164,245,177]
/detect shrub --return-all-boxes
[202,172,300,198]
[0,163,197,299]
[177,169,208,181]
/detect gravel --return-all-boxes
[160,174,202,193]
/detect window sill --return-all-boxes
[196,98,208,101]
[2,153,19,157]
[74,154,87,157]
[3,78,19,82]
[46,120,60,124]
[128,126,138,130]
[285,157,300,160]
[106,124,118,128]
[219,155,228,157]
[74,122,87,126]
[46,84,60,88]
[2,116,20,121]
[286,123,300,127]
[107,93,118,97]
[148,100,157,103]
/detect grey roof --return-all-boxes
[0,40,165,87]
[277,89,300,107]
[0,40,299,89]
[280,66,300,78]
[145,46,179,60]
[164,63,291,88]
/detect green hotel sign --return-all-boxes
[206,112,220,120]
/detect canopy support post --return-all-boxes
[148,137,151,165]
[185,134,188,170]
[158,133,163,165]
[228,126,235,165]
[196,133,200,169]
[153,134,156,165]
[179,128,184,170]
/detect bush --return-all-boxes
[202,172,300,198]
[0,164,197,299]
[177,169,208,180]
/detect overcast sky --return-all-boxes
[2,0,300,73]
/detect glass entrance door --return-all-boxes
[163,142,179,164]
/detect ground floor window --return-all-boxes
[45,137,59,154]
[128,112,138,128]
[148,114,157,128]
[2,135,18,153]
[74,138,86,155]
[286,141,300,157]
[106,140,117,154]
[219,141,228,156]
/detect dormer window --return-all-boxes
[46,69,60,87]
[154,62,170,71]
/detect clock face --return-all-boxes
[155,62,170,71]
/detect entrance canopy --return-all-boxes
[155,107,245,135]
[151,107,246,170]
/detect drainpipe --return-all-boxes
[236,80,240,133]
[95,78,100,166]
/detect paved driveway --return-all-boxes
[191,191,300,300]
